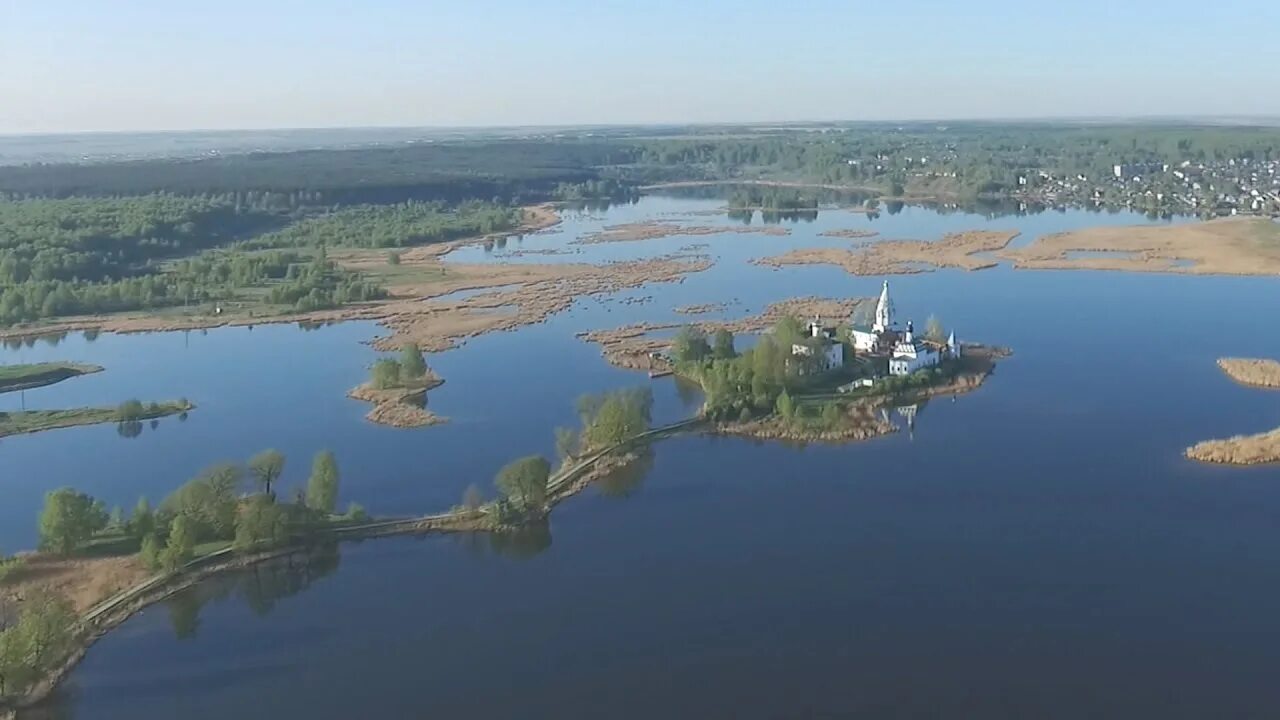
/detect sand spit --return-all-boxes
[1216,358,1280,388]
[819,229,880,240]
[578,221,789,244]
[674,303,728,315]
[1000,217,1280,276]
[1186,356,1280,465]
[755,230,1020,275]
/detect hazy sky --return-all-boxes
[3,0,1278,134]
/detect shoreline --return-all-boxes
[347,372,447,428]
[0,363,103,394]
[1,418,701,711]
[1185,356,1280,466]
[0,400,193,439]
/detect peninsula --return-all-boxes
[0,362,102,394]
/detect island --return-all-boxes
[0,399,194,438]
[755,230,1021,275]
[347,344,446,428]
[1185,357,1280,465]
[583,283,1006,443]
[0,362,102,394]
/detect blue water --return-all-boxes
[8,196,1280,719]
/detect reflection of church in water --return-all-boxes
[881,400,929,438]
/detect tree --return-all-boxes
[160,464,241,541]
[371,358,401,389]
[495,455,550,513]
[37,488,108,555]
[462,484,484,511]
[774,315,804,349]
[672,326,711,364]
[0,591,75,698]
[249,449,286,498]
[775,390,795,420]
[924,314,945,342]
[712,329,736,359]
[399,343,428,380]
[129,496,155,540]
[140,533,162,571]
[578,387,653,449]
[160,514,195,572]
[234,495,289,552]
[306,450,340,515]
[116,399,145,421]
[554,426,580,464]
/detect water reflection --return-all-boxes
[595,448,656,499]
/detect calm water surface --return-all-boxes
[8,196,1280,719]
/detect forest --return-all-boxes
[4,123,1280,327]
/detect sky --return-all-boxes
[2,0,1279,134]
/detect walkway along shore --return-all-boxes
[2,416,705,711]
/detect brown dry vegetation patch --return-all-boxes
[999,217,1280,275]
[674,303,728,315]
[819,229,880,240]
[1186,356,1280,466]
[755,230,1020,275]
[578,221,789,244]
[1217,358,1280,388]
[581,297,876,371]
[2,554,146,615]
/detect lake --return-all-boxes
[8,195,1280,719]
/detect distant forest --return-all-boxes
[3,124,1280,328]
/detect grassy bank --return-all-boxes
[0,362,102,394]
[0,400,194,438]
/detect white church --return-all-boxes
[850,280,960,377]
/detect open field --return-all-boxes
[0,362,102,393]
[754,230,1020,275]
[1000,217,1280,275]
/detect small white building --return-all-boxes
[888,321,952,376]
[791,319,844,373]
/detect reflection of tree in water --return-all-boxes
[595,448,655,500]
[487,519,553,561]
[159,543,342,639]
[673,375,704,410]
[116,420,143,439]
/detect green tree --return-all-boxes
[116,399,144,421]
[140,533,162,571]
[578,387,653,449]
[399,343,428,380]
[0,591,75,698]
[305,450,340,515]
[37,488,108,555]
[462,483,484,511]
[160,464,241,541]
[774,316,804,349]
[554,426,580,464]
[160,514,195,572]
[234,495,289,552]
[672,326,711,364]
[712,329,736,359]
[129,496,155,540]
[775,390,796,420]
[495,455,551,513]
[249,449,286,498]
[371,358,401,389]
[821,402,842,428]
[924,314,945,342]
